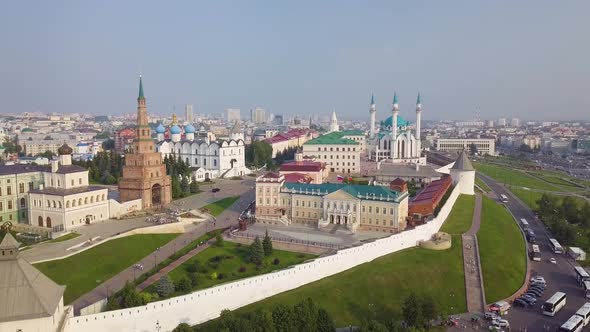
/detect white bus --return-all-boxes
[531,244,541,261]
[559,315,584,332]
[549,238,564,254]
[500,194,509,203]
[520,218,530,230]
[575,302,590,327]
[543,291,567,316]
[574,266,590,286]
[584,281,590,299]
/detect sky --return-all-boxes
[1,1,589,121]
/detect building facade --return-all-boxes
[0,165,44,224]
[251,107,266,124]
[302,131,362,174]
[114,128,136,152]
[434,138,496,155]
[28,144,110,232]
[118,76,172,209]
[264,128,315,158]
[226,108,241,123]
[255,173,408,233]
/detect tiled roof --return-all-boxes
[304,131,360,145]
[29,185,106,197]
[376,164,441,178]
[340,130,365,136]
[0,164,43,176]
[410,176,452,204]
[283,173,312,183]
[283,182,406,202]
[280,161,323,172]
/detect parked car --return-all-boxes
[485,312,499,320]
[530,276,545,283]
[520,296,536,305]
[491,318,510,329]
[211,188,221,193]
[549,257,557,264]
[529,284,545,290]
[526,289,543,297]
[513,298,529,308]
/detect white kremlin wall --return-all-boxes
[63,174,469,332]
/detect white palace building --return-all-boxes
[366,93,426,165]
[155,117,251,181]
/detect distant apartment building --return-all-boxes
[571,139,590,154]
[251,107,266,125]
[114,128,136,152]
[511,118,520,127]
[273,115,284,125]
[435,138,496,155]
[226,108,241,123]
[18,134,79,156]
[497,118,507,127]
[185,104,194,123]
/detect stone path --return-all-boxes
[461,193,486,313]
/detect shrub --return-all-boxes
[217,273,225,280]
[156,275,175,297]
[210,272,218,280]
[225,255,234,259]
[176,276,192,293]
[215,233,224,247]
[189,273,202,287]
[210,255,224,263]
[238,266,247,273]
[273,258,280,265]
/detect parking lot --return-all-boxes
[480,174,590,331]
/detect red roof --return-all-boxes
[410,176,452,204]
[283,173,312,183]
[264,129,311,145]
[280,160,323,172]
[391,178,406,185]
[260,172,281,179]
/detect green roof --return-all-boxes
[304,131,360,145]
[283,182,407,202]
[21,128,33,133]
[341,130,365,136]
[380,115,410,129]
[138,75,145,99]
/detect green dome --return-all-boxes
[380,115,410,130]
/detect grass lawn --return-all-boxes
[509,187,588,211]
[49,232,80,243]
[475,176,491,193]
[199,194,475,328]
[201,196,240,216]
[35,233,179,304]
[526,172,585,192]
[148,242,315,297]
[475,163,561,191]
[478,196,526,303]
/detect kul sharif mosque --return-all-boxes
[366,93,427,165]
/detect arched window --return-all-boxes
[52,201,56,208]
[96,195,100,202]
[90,196,94,203]
[78,198,82,206]
[66,201,70,208]
[58,201,62,209]
[72,200,76,207]
[101,194,105,201]
[20,198,26,208]
[19,183,24,193]
[38,216,43,227]
[47,200,50,208]
[46,217,52,228]
[84,197,88,204]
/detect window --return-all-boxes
[0,187,2,196]
[314,202,317,208]
[58,201,62,209]
[79,178,82,185]
[78,198,82,206]
[57,180,60,187]
[362,206,365,213]
[85,197,88,204]
[51,179,54,186]
[91,196,94,203]
[52,201,56,208]
[71,180,74,186]
[369,206,372,213]
[19,183,24,193]
[213,159,217,167]
[7,187,11,195]
[0,202,2,211]
[375,207,379,214]
[66,201,70,208]
[390,208,394,215]
[7,201,12,210]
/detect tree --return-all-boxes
[156,275,175,297]
[469,143,478,155]
[358,320,389,332]
[249,236,265,265]
[171,175,183,199]
[580,202,590,228]
[181,176,190,195]
[561,196,579,224]
[190,177,200,193]
[172,323,193,332]
[420,294,437,328]
[272,304,296,332]
[262,229,273,256]
[36,150,55,159]
[216,233,224,247]
[102,139,115,151]
[316,308,335,332]
[293,298,319,332]
[250,308,276,332]
[120,281,144,308]
[106,295,120,310]
[175,276,192,293]
[402,292,423,328]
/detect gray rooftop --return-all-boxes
[375,163,441,178]
[29,185,106,197]
[0,234,66,322]
[451,150,474,171]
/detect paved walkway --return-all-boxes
[461,193,486,313]
[71,180,256,314]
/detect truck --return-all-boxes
[569,247,587,261]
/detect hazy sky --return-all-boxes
[1,1,589,121]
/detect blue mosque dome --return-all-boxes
[184,123,195,133]
[380,115,411,130]
[170,124,181,135]
[156,123,166,133]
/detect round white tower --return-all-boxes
[391,93,399,160]
[369,93,376,139]
[415,93,422,153]
[450,149,475,195]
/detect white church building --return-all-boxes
[367,93,426,165]
[155,118,251,181]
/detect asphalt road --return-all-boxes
[479,173,588,331]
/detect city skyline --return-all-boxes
[1,1,590,121]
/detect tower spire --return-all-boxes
[416,92,421,105]
[393,92,398,105]
[138,74,145,100]
[371,92,375,106]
